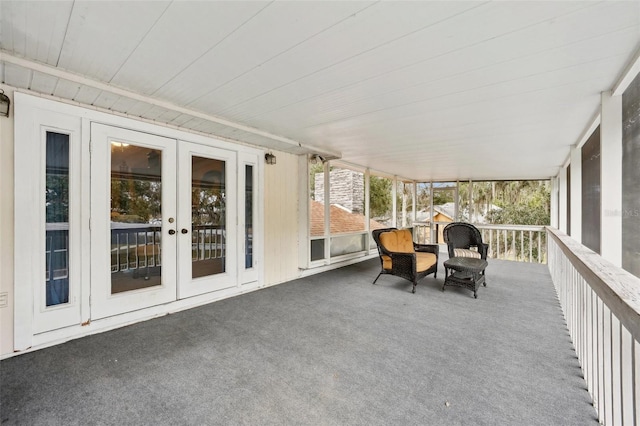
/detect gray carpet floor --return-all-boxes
[1,258,597,425]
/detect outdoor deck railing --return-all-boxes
[547,227,640,425]
[108,224,225,274]
[412,222,547,263]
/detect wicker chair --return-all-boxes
[442,222,489,290]
[372,228,439,293]
[442,222,488,260]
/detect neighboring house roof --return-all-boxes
[435,202,456,221]
[416,205,454,222]
[310,200,386,237]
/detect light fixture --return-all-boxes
[309,154,325,165]
[265,152,276,165]
[0,89,10,118]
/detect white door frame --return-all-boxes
[90,123,178,320]
[13,93,265,353]
[177,141,238,299]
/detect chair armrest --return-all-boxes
[389,252,417,274]
[478,243,489,259]
[414,243,439,257]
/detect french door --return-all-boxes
[90,124,179,319]
[15,95,263,351]
[90,125,240,319]
[177,143,237,298]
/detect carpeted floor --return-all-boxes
[0,258,597,425]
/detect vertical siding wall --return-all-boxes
[264,151,301,285]
[0,85,15,356]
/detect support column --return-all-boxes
[391,177,397,228]
[411,182,417,225]
[600,91,622,266]
[559,167,568,234]
[550,177,559,229]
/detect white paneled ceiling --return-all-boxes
[2,1,639,180]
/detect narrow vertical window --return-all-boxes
[245,165,254,269]
[191,156,226,278]
[45,132,70,306]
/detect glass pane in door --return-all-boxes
[110,142,162,293]
[45,132,70,306]
[191,156,226,279]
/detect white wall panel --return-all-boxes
[264,151,301,285]
[0,86,15,356]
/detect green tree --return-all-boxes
[308,162,324,200]
[370,176,392,219]
[486,181,550,225]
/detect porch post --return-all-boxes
[558,167,568,234]
[550,177,559,229]
[600,91,622,267]
[391,177,397,228]
[411,182,417,225]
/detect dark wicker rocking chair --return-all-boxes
[372,228,439,293]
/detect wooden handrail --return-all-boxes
[546,226,640,342]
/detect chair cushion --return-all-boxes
[416,252,437,272]
[381,252,436,272]
[381,254,392,270]
[453,248,481,259]
[379,229,414,253]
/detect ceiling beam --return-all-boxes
[0,51,341,159]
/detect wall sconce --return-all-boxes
[265,152,276,165]
[309,154,325,165]
[0,90,10,118]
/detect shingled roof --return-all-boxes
[310,200,387,237]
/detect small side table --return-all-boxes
[443,257,488,299]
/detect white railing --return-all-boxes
[110,224,225,274]
[477,224,546,263]
[412,221,433,245]
[412,222,547,263]
[547,227,640,425]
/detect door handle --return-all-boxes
[168,229,176,235]
[181,229,189,234]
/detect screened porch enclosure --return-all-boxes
[2,2,640,425]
